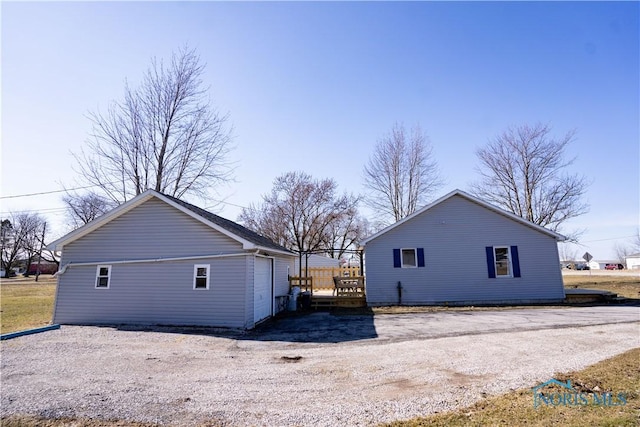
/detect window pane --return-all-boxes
[402,249,416,267]
[99,267,109,276]
[97,277,109,287]
[196,267,207,277]
[495,248,510,276]
[195,277,207,288]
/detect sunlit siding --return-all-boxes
[53,256,248,327]
[274,256,295,297]
[53,196,296,328]
[365,195,564,305]
[241,255,295,328]
[62,198,242,263]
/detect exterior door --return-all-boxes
[253,257,273,323]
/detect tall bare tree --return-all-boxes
[73,46,233,204]
[471,123,588,238]
[63,191,113,228]
[363,123,443,223]
[238,172,362,256]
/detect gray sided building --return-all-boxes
[362,190,566,306]
[48,190,295,329]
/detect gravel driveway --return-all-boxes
[2,306,639,426]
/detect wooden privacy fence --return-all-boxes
[301,267,361,291]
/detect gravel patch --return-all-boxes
[2,307,639,426]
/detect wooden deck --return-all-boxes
[311,294,367,309]
[289,275,367,309]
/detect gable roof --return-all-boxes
[361,189,566,245]
[48,190,294,256]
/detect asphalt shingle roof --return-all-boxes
[161,193,293,254]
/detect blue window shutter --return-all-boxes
[417,248,425,267]
[393,249,401,268]
[485,246,496,278]
[511,246,521,277]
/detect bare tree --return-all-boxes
[73,46,233,204]
[63,191,113,228]
[322,213,369,260]
[363,123,443,223]
[558,242,578,263]
[238,172,362,255]
[613,242,632,268]
[632,230,640,253]
[471,123,589,238]
[1,213,47,277]
[612,230,640,268]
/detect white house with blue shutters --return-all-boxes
[361,189,566,306]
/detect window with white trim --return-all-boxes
[393,248,425,268]
[494,246,512,277]
[193,264,210,290]
[95,265,111,288]
[401,249,417,268]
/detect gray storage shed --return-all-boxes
[48,190,295,329]
[361,190,566,306]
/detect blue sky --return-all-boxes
[1,1,638,260]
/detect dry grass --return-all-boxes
[563,274,640,299]
[382,348,640,427]
[0,276,56,334]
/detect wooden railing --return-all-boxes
[289,268,367,309]
[289,276,313,294]
[301,267,361,291]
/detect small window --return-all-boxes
[95,265,111,288]
[193,264,210,290]
[401,249,417,268]
[494,247,512,277]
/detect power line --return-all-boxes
[0,184,101,200]
[0,207,68,216]
[581,234,638,243]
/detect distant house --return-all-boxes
[626,253,640,270]
[48,190,296,329]
[361,190,566,306]
[27,261,58,275]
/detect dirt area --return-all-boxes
[2,306,639,426]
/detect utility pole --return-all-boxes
[35,222,46,282]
